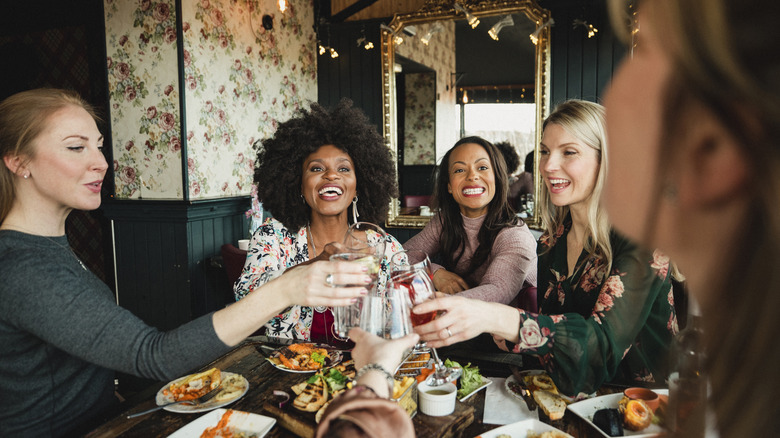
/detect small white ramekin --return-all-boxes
[417,382,457,416]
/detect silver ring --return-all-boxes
[446,327,453,338]
[325,273,334,286]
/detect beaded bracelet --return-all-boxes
[354,363,395,397]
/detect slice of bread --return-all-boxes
[533,390,567,421]
[293,376,329,412]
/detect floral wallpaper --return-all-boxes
[104,0,317,199]
[403,72,436,165]
[395,21,458,163]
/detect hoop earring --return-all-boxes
[301,194,306,204]
[352,196,359,224]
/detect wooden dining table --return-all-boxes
[83,337,623,438]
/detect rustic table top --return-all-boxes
[84,339,618,438]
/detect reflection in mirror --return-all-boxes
[382,0,551,229]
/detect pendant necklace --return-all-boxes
[2,224,88,271]
[306,224,327,313]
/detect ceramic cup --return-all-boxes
[237,239,250,251]
[624,387,660,412]
[418,382,457,416]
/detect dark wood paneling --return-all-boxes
[103,198,250,330]
[544,0,628,106]
[317,20,385,130]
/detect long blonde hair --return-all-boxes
[0,88,97,224]
[609,1,780,436]
[539,99,612,269]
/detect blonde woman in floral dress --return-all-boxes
[414,100,678,397]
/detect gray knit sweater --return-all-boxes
[0,230,231,437]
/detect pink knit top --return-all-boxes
[403,213,537,304]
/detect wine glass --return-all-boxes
[358,284,414,340]
[391,268,462,386]
[390,249,432,280]
[344,222,387,262]
[343,222,387,295]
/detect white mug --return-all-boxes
[237,239,250,251]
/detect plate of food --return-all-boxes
[266,343,342,373]
[475,418,573,438]
[566,389,668,437]
[286,360,357,422]
[167,408,275,438]
[505,372,567,422]
[156,368,249,414]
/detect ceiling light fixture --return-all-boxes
[277,0,286,13]
[488,15,514,41]
[573,19,598,38]
[454,3,479,29]
[420,22,444,45]
[530,18,554,45]
[356,27,375,50]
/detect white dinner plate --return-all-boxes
[459,376,493,402]
[156,372,249,414]
[474,418,573,438]
[566,389,669,437]
[167,408,275,437]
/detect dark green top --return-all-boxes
[512,216,678,396]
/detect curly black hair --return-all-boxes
[254,99,398,231]
[495,141,520,175]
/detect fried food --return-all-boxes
[164,368,221,402]
[524,373,559,395]
[278,343,329,371]
[618,396,653,431]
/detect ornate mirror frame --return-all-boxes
[382,0,551,229]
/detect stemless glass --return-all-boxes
[391,267,462,386]
[330,252,379,339]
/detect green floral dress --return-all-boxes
[512,216,678,396]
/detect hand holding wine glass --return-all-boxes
[390,259,462,386]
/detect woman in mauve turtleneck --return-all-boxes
[403,136,537,304]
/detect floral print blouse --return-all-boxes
[513,216,678,396]
[233,218,403,341]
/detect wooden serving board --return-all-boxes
[263,399,474,438]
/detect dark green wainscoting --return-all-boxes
[102,197,250,331]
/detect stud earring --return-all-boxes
[23,173,30,179]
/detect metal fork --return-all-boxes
[126,384,222,418]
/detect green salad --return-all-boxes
[444,359,484,399]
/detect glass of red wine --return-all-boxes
[391,266,462,386]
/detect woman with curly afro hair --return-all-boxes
[234,99,403,344]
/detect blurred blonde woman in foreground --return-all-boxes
[604,0,780,435]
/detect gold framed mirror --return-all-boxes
[382,0,551,229]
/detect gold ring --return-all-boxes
[325,273,334,286]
